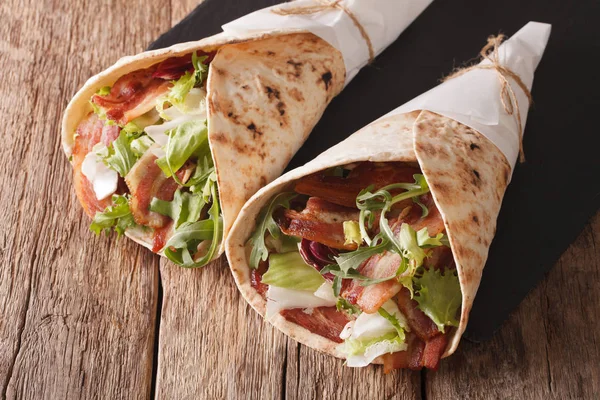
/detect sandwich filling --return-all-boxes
[246,162,462,371]
[72,51,221,267]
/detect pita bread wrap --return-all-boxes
[61,0,430,267]
[226,22,550,369]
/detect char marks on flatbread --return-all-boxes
[207,33,345,246]
[413,110,511,355]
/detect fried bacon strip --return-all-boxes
[91,67,170,126]
[72,114,116,217]
[280,306,351,344]
[125,150,179,228]
[341,251,403,313]
[382,332,448,372]
[278,197,359,250]
[152,51,216,80]
[294,163,420,208]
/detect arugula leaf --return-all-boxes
[412,196,429,217]
[96,130,140,177]
[333,238,391,274]
[90,195,136,237]
[163,177,222,268]
[413,268,462,333]
[156,120,208,179]
[262,251,325,291]
[150,189,205,229]
[343,221,362,246]
[356,174,430,245]
[247,192,297,269]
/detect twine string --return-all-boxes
[443,35,533,162]
[272,0,375,63]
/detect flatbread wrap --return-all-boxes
[226,23,550,370]
[61,0,431,268]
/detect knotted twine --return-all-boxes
[271,0,375,63]
[443,34,533,163]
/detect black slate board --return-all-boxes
[149,0,600,342]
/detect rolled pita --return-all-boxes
[61,0,430,268]
[226,23,550,370]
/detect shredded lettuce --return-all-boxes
[342,332,407,367]
[247,192,297,269]
[156,120,208,179]
[399,223,426,268]
[262,251,325,291]
[343,221,362,246]
[90,195,136,237]
[164,52,209,110]
[414,268,462,333]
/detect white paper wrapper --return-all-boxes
[387,21,552,173]
[223,0,433,86]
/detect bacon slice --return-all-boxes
[278,197,359,250]
[72,114,115,217]
[396,287,439,341]
[152,222,173,253]
[250,260,269,298]
[294,163,420,208]
[382,333,425,372]
[280,306,351,343]
[125,150,179,228]
[421,333,448,370]
[382,332,447,371]
[152,51,216,80]
[341,251,403,313]
[91,68,170,125]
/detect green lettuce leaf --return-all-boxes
[377,307,406,341]
[164,53,209,109]
[262,251,325,291]
[150,189,206,229]
[417,227,447,248]
[413,268,462,333]
[163,178,221,268]
[90,195,136,237]
[247,192,297,269]
[336,298,361,315]
[399,223,426,267]
[96,130,140,177]
[156,120,208,178]
[130,135,154,157]
[333,238,391,274]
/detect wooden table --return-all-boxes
[1,0,599,399]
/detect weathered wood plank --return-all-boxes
[155,257,288,399]
[0,0,169,398]
[285,340,421,399]
[426,213,600,399]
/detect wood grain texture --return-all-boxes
[0,0,168,398]
[1,0,599,399]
